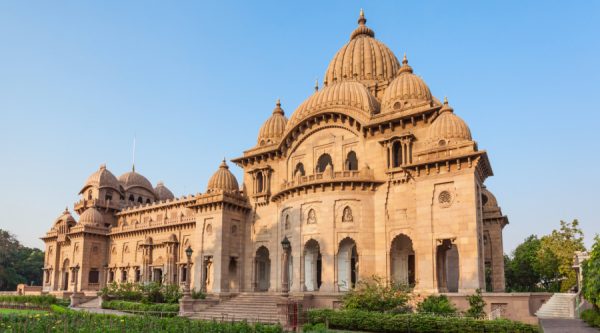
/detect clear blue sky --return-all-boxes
[0,1,598,253]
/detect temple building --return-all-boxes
[41,10,508,299]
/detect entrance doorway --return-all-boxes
[436,239,459,292]
[153,268,163,284]
[390,234,415,286]
[338,238,358,291]
[255,247,270,291]
[304,239,322,291]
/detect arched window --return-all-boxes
[105,190,113,202]
[316,154,333,173]
[128,194,134,202]
[284,215,290,230]
[256,172,264,193]
[294,163,305,177]
[345,151,358,171]
[392,141,402,168]
[146,198,151,204]
[137,197,143,203]
[87,190,93,200]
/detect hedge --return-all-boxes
[102,300,179,316]
[0,310,283,333]
[0,295,67,307]
[307,309,539,333]
[581,309,600,328]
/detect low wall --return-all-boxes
[444,292,552,325]
[16,284,43,295]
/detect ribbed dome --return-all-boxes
[154,181,175,201]
[286,81,380,130]
[324,10,400,88]
[427,98,472,145]
[206,160,239,193]
[382,55,433,112]
[78,207,104,226]
[80,164,120,194]
[119,169,155,194]
[257,100,288,146]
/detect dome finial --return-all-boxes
[444,96,448,104]
[220,158,228,169]
[358,8,366,25]
[402,53,408,65]
[276,98,281,107]
[272,99,284,115]
[398,52,413,74]
[440,97,454,113]
[314,78,319,92]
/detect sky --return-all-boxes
[0,1,598,253]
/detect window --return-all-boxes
[181,266,187,282]
[256,172,264,193]
[121,269,127,282]
[316,154,333,173]
[128,194,134,202]
[88,190,93,200]
[345,151,358,171]
[146,198,151,204]
[284,215,290,230]
[392,141,402,167]
[88,269,99,284]
[105,190,113,202]
[108,271,114,283]
[294,163,305,177]
[135,269,141,282]
[137,197,143,203]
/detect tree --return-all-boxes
[536,220,585,292]
[505,235,543,292]
[582,235,600,310]
[0,229,44,290]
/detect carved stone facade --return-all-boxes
[41,11,507,296]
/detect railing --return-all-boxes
[280,169,375,191]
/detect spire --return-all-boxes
[358,8,366,25]
[314,78,319,92]
[132,135,136,172]
[350,8,374,39]
[399,53,414,74]
[220,158,229,169]
[440,96,454,113]
[273,99,284,115]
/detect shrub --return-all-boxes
[302,322,328,333]
[162,284,183,304]
[416,295,457,316]
[139,282,165,303]
[102,300,179,316]
[581,309,600,328]
[0,295,60,306]
[0,310,284,332]
[99,282,184,304]
[191,288,206,300]
[465,289,486,319]
[307,309,539,333]
[342,275,412,313]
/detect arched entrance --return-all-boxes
[337,238,358,291]
[61,259,70,291]
[390,234,415,286]
[304,239,322,291]
[436,239,459,292]
[255,246,270,292]
[228,257,238,292]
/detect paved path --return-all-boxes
[540,319,598,333]
[70,306,132,316]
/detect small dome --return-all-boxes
[324,10,400,88]
[119,168,155,194]
[206,160,239,193]
[481,186,498,209]
[381,54,433,112]
[286,81,380,131]
[427,98,472,146]
[257,100,288,146]
[78,207,104,226]
[80,164,121,194]
[53,207,76,228]
[154,181,175,200]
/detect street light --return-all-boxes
[184,246,193,296]
[281,236,291,251]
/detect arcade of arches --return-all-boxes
[41,11,508,298]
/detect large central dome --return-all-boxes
[324,10,400,96]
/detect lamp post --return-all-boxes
[184,246,193,296]
[281,237,291,293]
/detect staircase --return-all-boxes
[74,296,102,309]
[190,293,285,324]
[536,293,576,319]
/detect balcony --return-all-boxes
[272,168,383,202]
[74,198,121,212]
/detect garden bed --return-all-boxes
[101,300,179,317]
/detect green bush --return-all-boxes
[307,309,539,333]
[0,295,60,306]
[0,310,283,332]
[302,322,328,333]
[102,300,179,316]
[342,275,412,313]
[416,295,458,316]
[162,284,183,304]
[465,289,486,319]
[581,309,600,328]
[99,282,184,304]
[191,288,206,300]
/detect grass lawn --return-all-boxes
[0,308,49,315]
